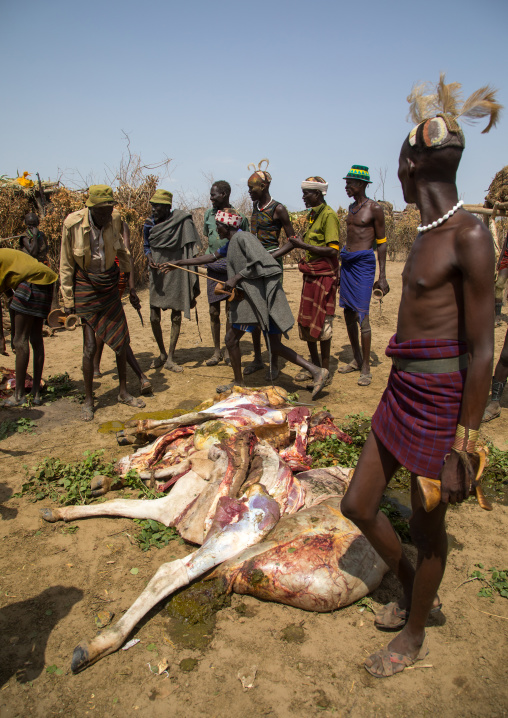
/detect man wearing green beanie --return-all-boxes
[145,189,201,372]
[60,185,146,420]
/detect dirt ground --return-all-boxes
[1,260,507,718]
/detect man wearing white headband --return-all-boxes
[273,176,340,386]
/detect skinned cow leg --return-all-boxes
[72,558,190,672]
[40,472,207,526]
[71,484,280,672]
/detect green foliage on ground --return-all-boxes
[470,564,508,601]
[308,413,371,469]
[0,417,36,440]
[309,413,411,541]
[308,412,411,486]
[16,450,117,505]
[482,443,508,497]
[43,372,77,402]
[15,450,179,550]
[133,519,180,551]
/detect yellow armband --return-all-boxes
[376,237,387,245]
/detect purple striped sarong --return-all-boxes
[371,335,467,479]
[11,281,53,319]
[74,265,129,354]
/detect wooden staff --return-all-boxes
[159,261,241,300]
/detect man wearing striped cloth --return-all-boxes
[60,185,145,421]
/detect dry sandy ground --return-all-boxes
[0,261,507,718]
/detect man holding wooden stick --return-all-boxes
[162,210,329,398]
[340,76,500,678]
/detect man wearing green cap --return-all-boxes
[338,165,388,387]
[60,185,146,420]
[145,189,200,372]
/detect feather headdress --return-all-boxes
[407,74,502,150]
[247,158,272,185]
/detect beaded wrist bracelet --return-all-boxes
[452,424,478,453]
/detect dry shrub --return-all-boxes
[378,200,395,245]
[0,187,32,247]
[114,175,158,286]
[39,188,84,273]
[485,166,508,206]
[389,204,421,260]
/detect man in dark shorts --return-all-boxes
[338,165,388,386]
[8,212,50,350]
[0,248,58,405]
[340,77,500,677]
[246,161,296,380]
[202,181,249,366]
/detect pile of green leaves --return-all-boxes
[309,412,412,486]
[379,501,411,543]
[133,519,180,551]
[16,451,179,551]
[309,413,411,540]
[482,443,508,498]
[308,413,371,469]
[0,417,36,440]
[16,450,117,505]
[43,372,76,402]
[470,563,508,601]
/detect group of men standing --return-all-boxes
[150,164,388,391]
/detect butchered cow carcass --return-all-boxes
[40,388,388,672]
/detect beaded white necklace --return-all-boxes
[417,200,464,234]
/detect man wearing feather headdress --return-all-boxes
[341,75,501,678]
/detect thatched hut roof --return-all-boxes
[485,166,508,207]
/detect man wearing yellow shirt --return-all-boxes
[274,176,340,383]
[0,248,58,405]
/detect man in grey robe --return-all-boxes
[146,189,200,372]
[217,211,329,398]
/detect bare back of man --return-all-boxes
[339,169,387,385]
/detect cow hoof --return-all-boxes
[40,508,60,523]
[90,475,112,497]
[71,642,91,673]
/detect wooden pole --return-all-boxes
[160,261,232,297]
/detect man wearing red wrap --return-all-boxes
[274,176,339,385]
[340,76,500,678]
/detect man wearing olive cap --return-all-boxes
[145,189,201,372]
[60,185,146,420]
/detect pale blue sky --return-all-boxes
[1,0,507,211]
